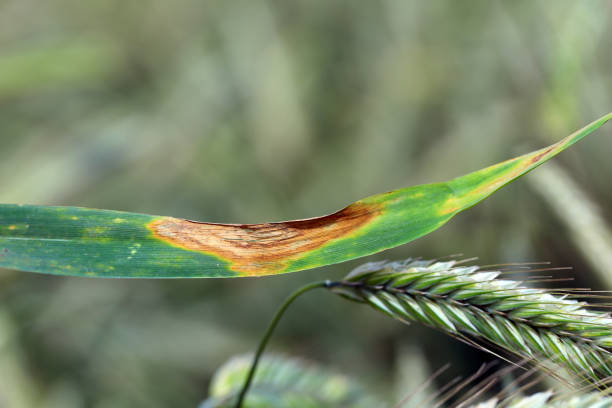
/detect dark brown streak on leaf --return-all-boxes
[529,144,557,165]
[148,202,382,276]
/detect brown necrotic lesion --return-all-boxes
[148,202,381,276]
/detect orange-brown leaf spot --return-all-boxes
[527,144,557,166]
[148,202,382,276]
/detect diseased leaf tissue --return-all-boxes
[1,113,611,278]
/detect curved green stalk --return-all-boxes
[234,280,329,408]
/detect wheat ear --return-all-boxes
[202,354,379,408]
[329,259,612,382]
[471,390,612,408]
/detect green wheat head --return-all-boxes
[473,391,612,408]
[330,259,612,383]
[202,354,379,408]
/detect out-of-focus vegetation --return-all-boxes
[1,1,611,407]
[202,354,380,408]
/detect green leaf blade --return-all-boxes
[0,205,236,278]
[0,113,610,278]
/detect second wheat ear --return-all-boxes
[1,112,611,278]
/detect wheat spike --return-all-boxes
[201,354,380,408]
[330,259,612,383]
[471,390,612,407]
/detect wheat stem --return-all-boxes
[234,280,329,408]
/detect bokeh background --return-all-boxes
[1,1,612,406]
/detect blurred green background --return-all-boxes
[1,1,612,406]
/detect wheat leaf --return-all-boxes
[0,113,610,278]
